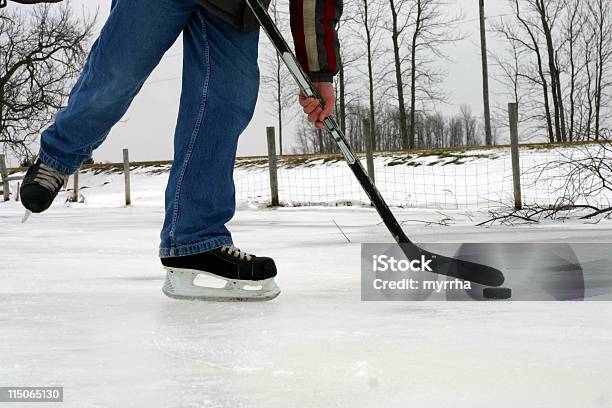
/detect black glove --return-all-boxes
[1,0,63,7]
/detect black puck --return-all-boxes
[483,287,512,300]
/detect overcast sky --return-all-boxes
[8,0,512,163]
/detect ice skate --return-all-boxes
[20,158,68,215]
[161,245,280,302]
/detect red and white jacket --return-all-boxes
[198,0,343,82]
[289,0,342,82]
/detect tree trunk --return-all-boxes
[389,0,409,150]
[515,3,554,142]
[568,6,576,141]
[479,0,493,145]
[409,0,422,149]
[585,45,594,139]
[275,52,283,155]
[338,54,347,137]
[537,0,565,142]
[555,56,567,140]
[364,0,377,151]
[593,0,606,140]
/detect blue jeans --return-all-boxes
[38,0,260,257]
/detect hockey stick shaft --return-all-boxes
[245,0,411,245]
[246,0,506,287]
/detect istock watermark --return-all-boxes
[371,253,471,291]
[372,254,434,272]
[361,243,612,301]
[364,246,471,300]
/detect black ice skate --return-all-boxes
[161,245,280,302]
[20,159,68,219]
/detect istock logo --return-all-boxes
[372,254,434,273]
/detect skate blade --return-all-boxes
[21,210,32,223]
[162,267,281,302]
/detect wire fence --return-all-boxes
[2,143,611,211]
[234,145,612,210]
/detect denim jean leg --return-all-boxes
[159,9,260,258]
[38,0,199,175]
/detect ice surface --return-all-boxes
[1,190,612,406]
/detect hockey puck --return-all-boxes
[483,287,512,300]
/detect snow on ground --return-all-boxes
[232,144,612,209]
[1,182,612,407]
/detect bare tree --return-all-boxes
[428,111,445,148]
[383,0,411,149]
[407,0,462,149]
[353,0,383,151]
[0,4,95,162]
[492,32,522,105]
[334,14,361,139]
[260,0,296,155]
[447,115,463,147]
[492,20,536,143]
[560,0,584,141]
[534,0,567,141]
[460,104,480,146]
[495,1,555,142]
[586,0,612,140]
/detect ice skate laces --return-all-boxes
[220,245,254,261]
[33,163,67,192]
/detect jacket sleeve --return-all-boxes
[289,0,343,83]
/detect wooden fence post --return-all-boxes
[0,154,9,202]
[123,148,131,206]
[363,118,375,184]
[508,103,522,210]
[266,127,279,207]
[69,168,80,202]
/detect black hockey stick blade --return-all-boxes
[399,244,505,287]
[245,0,506,287]
[4,0,63,5]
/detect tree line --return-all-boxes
[0,1,610,161]
[261,0,612,154]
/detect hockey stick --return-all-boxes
[0,0,63,7]
[246,0,505,287]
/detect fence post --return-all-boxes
[508,102,522,210]
[123,148,131,206]
[16,182,20,202]
[266,126,279,207]
[0,154,9,202]
[69,168,80,202]
[363,118,375,184]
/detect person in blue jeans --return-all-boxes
[17,0,342,301]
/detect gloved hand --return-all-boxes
[1,0,63,7]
